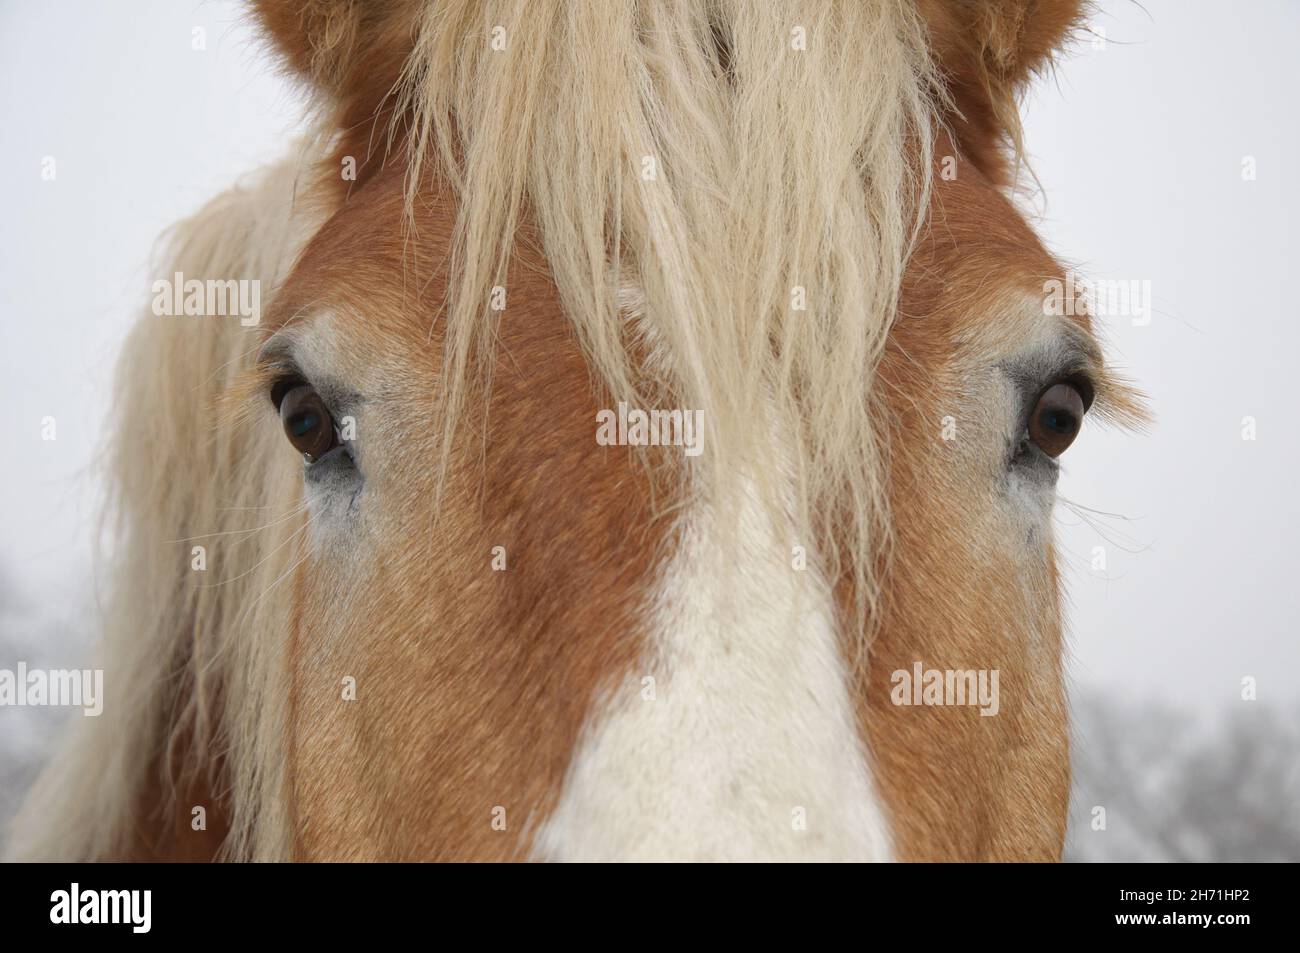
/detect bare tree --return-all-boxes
[1067,691,1300,862]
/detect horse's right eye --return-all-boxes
[1028,382,1087,458]
[276,383,337,463]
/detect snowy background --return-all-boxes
[1,0,1297,859]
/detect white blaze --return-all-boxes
[533,476,894,861]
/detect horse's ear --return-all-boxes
[916,0,1088,182]
[252,0,418,145]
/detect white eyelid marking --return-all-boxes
[256,327,305,369]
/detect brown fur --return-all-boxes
[124,752,231,861]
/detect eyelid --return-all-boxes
[256,327,299,366]
[269,370,309,411]
[1059,369,1097,412]
[263,365,363,432]
[1001,355,1097,416]
[253,329,366,420]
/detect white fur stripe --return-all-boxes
[533,479,893,862]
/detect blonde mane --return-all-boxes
[6,150,329,860]
[396,0,940,652]
[7,0,941,860]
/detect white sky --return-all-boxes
[1,0,1296,715]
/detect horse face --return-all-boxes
[238,0,1135,861]
[251,139,1130,860]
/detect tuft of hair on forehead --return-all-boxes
[249,1,1090,651]
[254,0,951,650]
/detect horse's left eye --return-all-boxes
[1028,382,1086,457]
[275,382,337,463]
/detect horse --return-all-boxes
[7,0,1145,861]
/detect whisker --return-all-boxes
[197,516,310,590]
[165,501,308,543]
[231,522,317,634]
[1056,496,1151,555]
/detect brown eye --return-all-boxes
[1028,382,1086,458]
[277,384,337,462]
